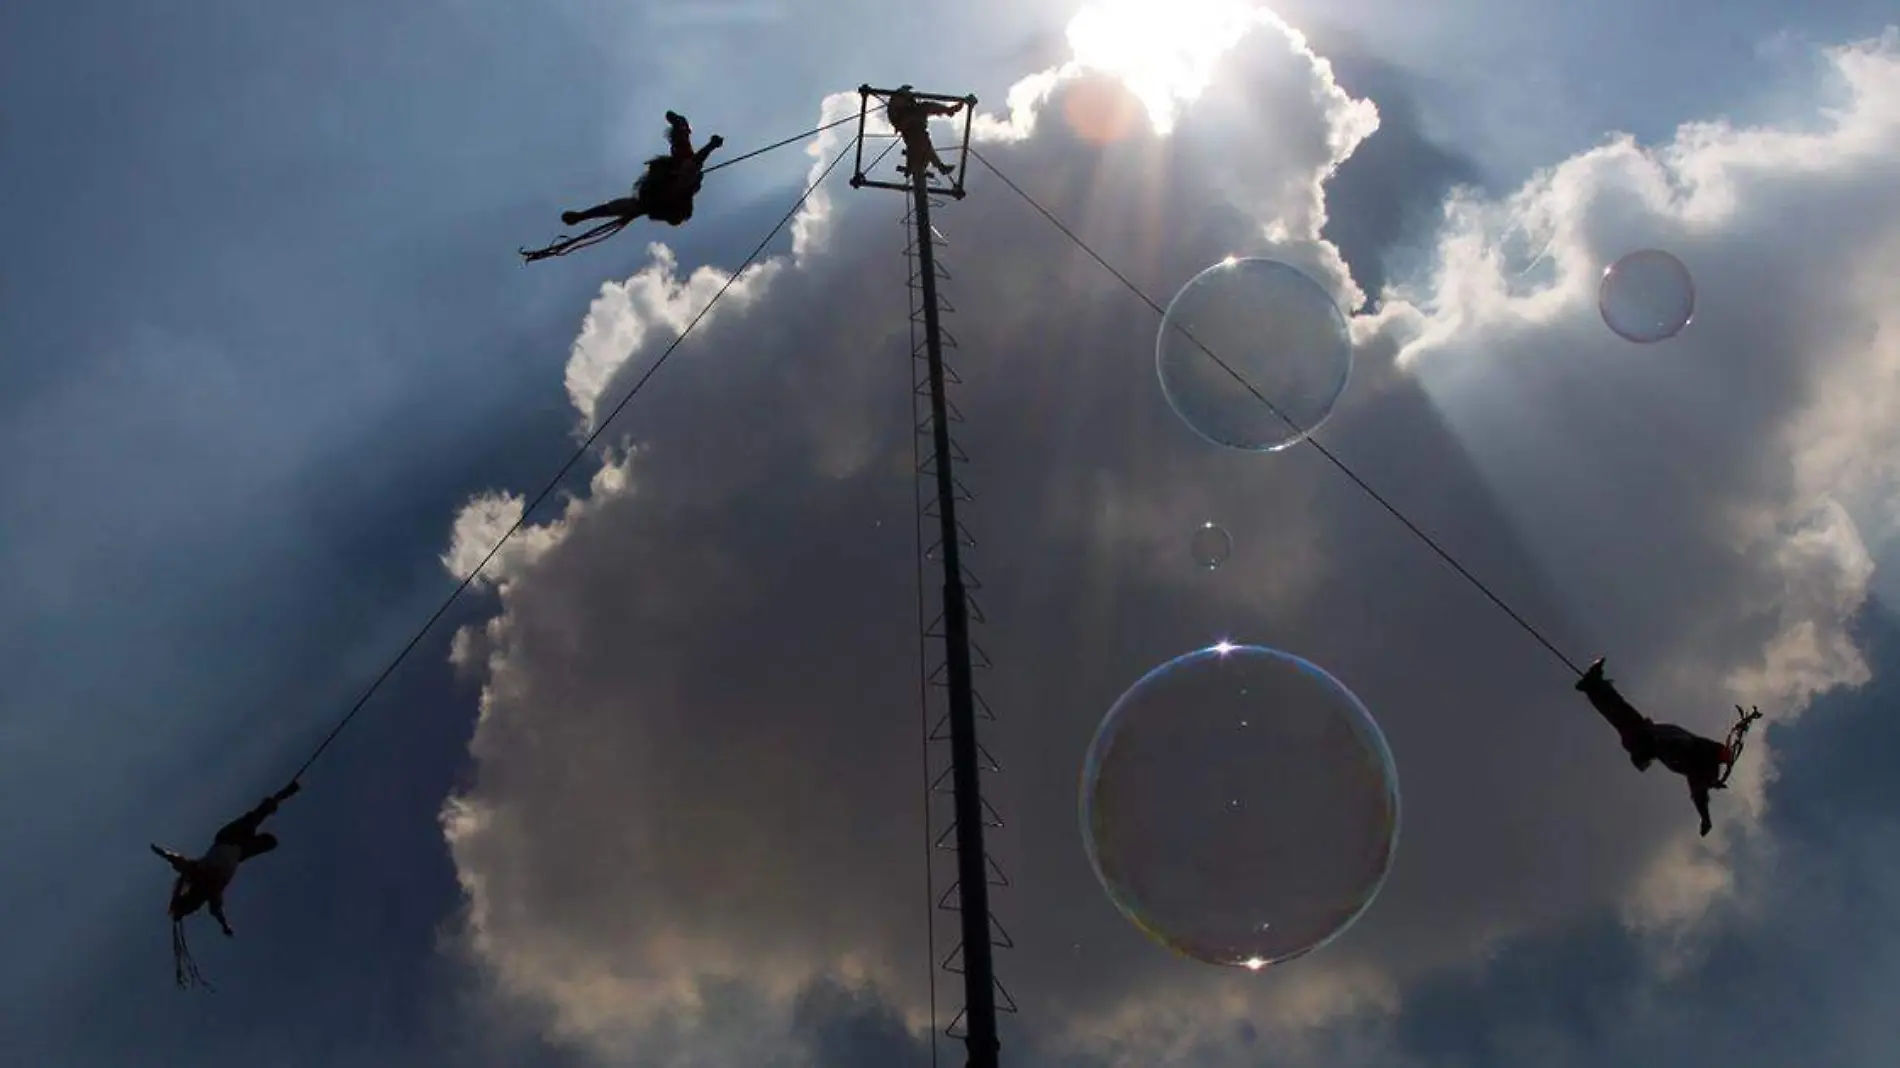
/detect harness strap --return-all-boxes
[172,919,213,992]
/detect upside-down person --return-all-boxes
[151,780,300,988]
[522,111,725,262]
[1575,657,1763,837]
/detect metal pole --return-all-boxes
[911,166,1000,1068]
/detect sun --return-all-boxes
[1062,0,1271,134]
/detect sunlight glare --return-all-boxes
[1064,0,1268,134]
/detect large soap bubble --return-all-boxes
[1156,258,1353,452]
[1081,643,1400,969]
[1598,248,1695,343]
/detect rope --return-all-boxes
[287,134,860,785]
[704,109,880,175]
[967,148,1585,679]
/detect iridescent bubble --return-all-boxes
[1156,258,1353,452]
[1598,248,1695,343]
[1081,643,1400,969]
[1190,522,1232,570]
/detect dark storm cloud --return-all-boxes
[1368,604,1900,1068]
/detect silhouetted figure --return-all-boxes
[1576,658,1761,837]
[562,111,724,228]
[887,86,961,178]
[152,781,300,988]
[523,112,724,262]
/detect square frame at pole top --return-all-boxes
[849,84,978,200]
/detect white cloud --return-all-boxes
[1380,32,1900,927]
[436,12,1900,1068]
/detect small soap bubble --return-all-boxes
[1599,248,1695,343]
[1190,522,1232,570]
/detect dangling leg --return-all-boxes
[524,196,645,262]
[926,140,956,175]
[562,196,646,227]
[897,133,956,178]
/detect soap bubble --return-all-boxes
[1599,248,1695,343]
[1156,258,1353,452]
[1081,643,1400,969]
[1190,522,1232,570]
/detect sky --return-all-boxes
[4,0,1900,1065]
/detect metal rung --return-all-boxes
[980,796,1005,829]
[986,854,1010,886]
[915,482,975,508]
[964,592,987,625]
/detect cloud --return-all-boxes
[1378,27,1900,920]
[437,9,1900,1067]
[1355,610,1900,1068]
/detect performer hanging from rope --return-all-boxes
[887,85,961,178]
[1576,657,1763,837]
[522,111,725,262]
[151,780,300,988]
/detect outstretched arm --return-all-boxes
[1689,781,1713,837]
[209,894,234,937]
